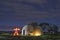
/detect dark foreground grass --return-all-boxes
[0,34,60,40]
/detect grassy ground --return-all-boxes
[0,33,60,40]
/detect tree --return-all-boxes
[30,22,38,31]
[31,22,38,27]
[48,24,58,34]
[39,23,49,31]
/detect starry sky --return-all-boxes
[0,0,60,31]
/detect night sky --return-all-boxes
[0,0,60,31]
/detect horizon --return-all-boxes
[0,22,60,32]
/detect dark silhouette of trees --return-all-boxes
[31,22,38,26]
[39,23,49,31]
[30,22,59,35]
[30,22,38,31]
[39,23,59,34]
[48,24,58,34]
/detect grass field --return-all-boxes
[0,34,60,40]
[0,31,60,40]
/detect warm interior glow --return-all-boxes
[13,27,20,36]
[34,30,42,36]
[34,32,41,36]
[29,31,42,36]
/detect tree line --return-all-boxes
[30,22,59,34]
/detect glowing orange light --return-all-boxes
[29,31,42,36]
[34,32,41,36]
[13,27,20,36]
[34,30,42,36]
